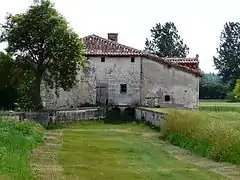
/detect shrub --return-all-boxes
[161,109,240,164]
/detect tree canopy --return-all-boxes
[0,0,86,110]
[145,22,189,57]
[199,73,228,99]
[0,52,22,109]
[213,22,240,88]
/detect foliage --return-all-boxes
[161,109,240,164]
[0,117,44,179]
[199,73,229,99]
[0,0,86,110]
[213,22,240,88]
[200,72,223,85]
[199,82,228,99]
[233,78,240,100]
[145,22,189,57]
[0,52,23,109]
[225,91,237,102]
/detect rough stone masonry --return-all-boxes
[41,33,202,109]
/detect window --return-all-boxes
[120,84,127,93]
[131,57,135,62]
[165,95,170,102]
[101,57,105,62]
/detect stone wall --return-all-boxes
[41,61,97,109]
[91,56,141,106]
[141,57,199,109]
[41,55,199,109]
[1,107,106,126]
[135,107,165,127]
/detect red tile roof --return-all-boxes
[165,58,199,64]
[82,34,143,56]
[164,58,199,70]
[82,34,202,77]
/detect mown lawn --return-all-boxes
[199,101,240,112]
[199,101,240,107]
[57,122,225,180]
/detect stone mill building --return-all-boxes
[41,33,202,109]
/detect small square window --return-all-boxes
[131,57,135,62]
[165,95,170,102]
[120,84,127,93]
[101,57,105,62]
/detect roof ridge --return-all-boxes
[82,34,202,77]
[162,57,198,59]
[83,34,144,54]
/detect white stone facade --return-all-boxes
[141,57,199,109]
[41,62,97,109]
[40,33,200,109]
[41,56,199,109]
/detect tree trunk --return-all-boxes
[32,71,43,110]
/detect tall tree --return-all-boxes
[145,22,189,57]
[0,52,22,109]
[0,0,85,110]
[213,22,240,88]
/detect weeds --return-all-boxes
[161,109,240,164]
[0,117,44,179]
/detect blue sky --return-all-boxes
[1,0,240,73]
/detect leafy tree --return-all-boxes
[0,52,23,109]
[200,73,223,85]
[145,22,189,57]
[199,83,228,99]
[233,78,240,100]
[199,72,229,99]
[0,0,85,110]
[213,22,240,88]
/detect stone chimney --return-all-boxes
[108,33,118,42]
[196,54,199,59]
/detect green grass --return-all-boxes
[0,117,44,180]
[199,101,240,112]
[157,109,240,164]
[57,121,225,180]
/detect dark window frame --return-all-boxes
[101,57,105,62]
[120,84,127,94]
[165,95,171,102]
[131,57,135,63]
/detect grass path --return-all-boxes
[30,130,65,180]
[160,141,240,180]
[30,122,240,180]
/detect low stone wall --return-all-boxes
[135,107,165,127]
[1,107,106,126]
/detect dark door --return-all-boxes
[96,83,108,106]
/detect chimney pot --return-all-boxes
[108,33,118,42]
[196,54,199,59]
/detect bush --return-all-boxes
[161,109,240,164]
[0,117,44,179]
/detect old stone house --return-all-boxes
[41,33,202,109]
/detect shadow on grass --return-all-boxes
[44,107,160,133]
[45,118,160,134]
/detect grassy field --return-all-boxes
[0,117,44,180]
[199,101,240,112]
[150,106,240,165]
[2,103,239,179]
[31,121,228,180]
